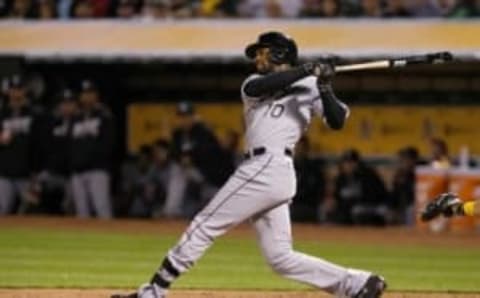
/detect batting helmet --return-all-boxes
[245,31,298,65]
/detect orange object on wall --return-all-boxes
[448,169,480,233]
[415,167,449,232]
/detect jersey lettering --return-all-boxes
[2,116,32,135]
[72,118,100,138]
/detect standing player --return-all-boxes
[70,80,114,218]
[113,31,387,298]
[421,192,479,220]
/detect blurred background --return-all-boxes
[1,0,480,233]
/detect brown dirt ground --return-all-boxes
[1,289,480,298]
[1,216,480,298]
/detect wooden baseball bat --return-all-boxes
[334,51,453,73]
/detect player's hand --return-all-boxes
[304,62,335,84]
[421,192,463,222]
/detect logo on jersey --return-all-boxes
[2,116,32,135]
[72,118,100,138]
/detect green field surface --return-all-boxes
[1,227,479,292]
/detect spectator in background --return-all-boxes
[290,135,326,223]
[320,0,342,17]
[382,0,412,17]
[170,0,195,18]
[129,140,175,218]
[299,0,322,17]
[408,0,442,17]
[162,140,198,217]
[57,0,73,18]
[265,0,284,18]
[198,0,237,17]
[359,0,382,17]
[0,75,44,214]
[389,146,419,225]
[171,100,225,187]
[141,0,171,19]
[0,77,8,109]
[8,0,36,18]
[110,0,140,18]
[218,129,240,178]
[130,139,211,218]
[70,79,114,218]
[34,89,77,214]
[121,144,153,217]
[38,0,56,19]
[330,149,389,226]
[0,0,9,16]
[70,0,95,18]
[429,137,451,169]
[437,0,458,15]
[446,0,479,17]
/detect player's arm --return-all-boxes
[243,63,326,98]
[314,64,349,130]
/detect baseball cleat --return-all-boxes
[110,293,138,298]
[353,275,387,298]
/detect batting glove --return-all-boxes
[303,62,335,84]
[421,192,463,222]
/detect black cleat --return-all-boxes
[353,275,387,298]
[110,292,138,298]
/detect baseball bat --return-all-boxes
[334,51,453,73]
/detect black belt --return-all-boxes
[243,147,293,160]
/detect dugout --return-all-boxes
[1,20,480,160]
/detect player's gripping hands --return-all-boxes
[303,62,335,84]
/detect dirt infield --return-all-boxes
[1,289,480,298]
[1,216,480,298]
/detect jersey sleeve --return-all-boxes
[311,89,350,126]
[240,74,263,102]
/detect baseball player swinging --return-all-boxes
[112,31,387,298]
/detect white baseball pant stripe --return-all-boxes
[166,152,370,297]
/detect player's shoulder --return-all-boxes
[242,73,262,86]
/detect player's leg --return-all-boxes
[0,177,15,214]
[122,155,289,298]
[70,173,91,218]
[13,179,31,214]
[252,203,385,297]
[87,170,112,219]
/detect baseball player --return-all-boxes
[70,79,114,218]
[421,193,479,220]
[112,31,386,298]
[0,75,44,214]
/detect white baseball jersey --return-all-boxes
[241,73,347,151]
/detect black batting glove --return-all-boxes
[303,62,335,84]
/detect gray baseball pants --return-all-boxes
[71,170,112,219]
[0,177,29,214]
[165,150,370,297]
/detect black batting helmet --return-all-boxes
[245,31,298,65]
